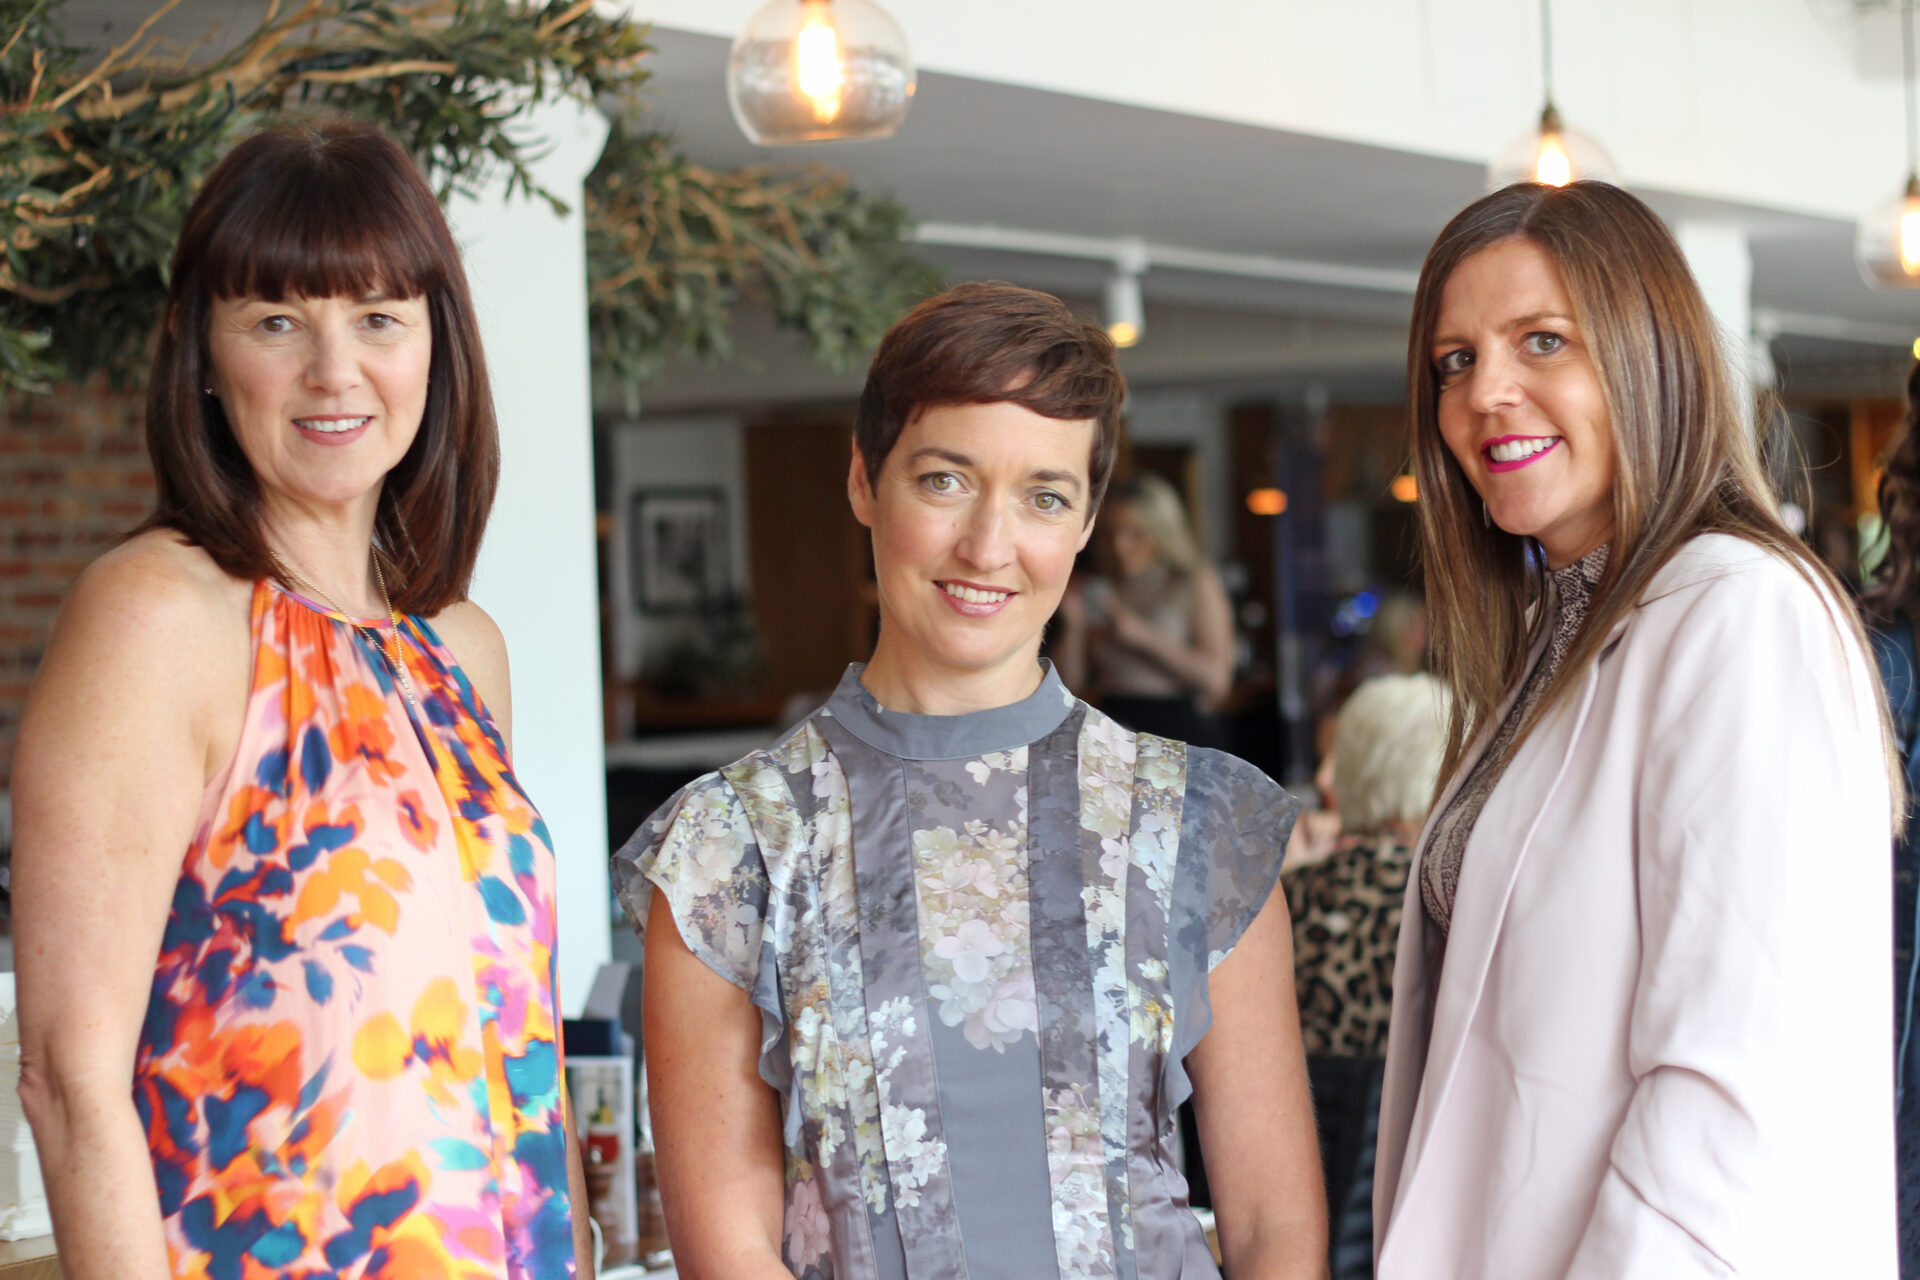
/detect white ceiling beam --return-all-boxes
[912,221,1421,295]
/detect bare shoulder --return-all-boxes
[1191,561,1230,600]
[25,528,253,781]
[48,530,249,673]
[430,598,513,732]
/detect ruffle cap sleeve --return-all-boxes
[1188,746,1299,970]
[613,771,769,992]
[1166,747,1300,1102]
[613,771,796,1112]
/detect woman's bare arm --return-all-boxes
[1106,565,1236,704]
[13,543,247,1280]
[642,891,791,1280]
[1186,886,1328,1280]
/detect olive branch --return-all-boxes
[0,0,936,396]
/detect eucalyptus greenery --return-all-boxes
[0,0,935,397]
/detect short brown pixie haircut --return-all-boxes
[138,118,497,615]
[855,281,1125,516]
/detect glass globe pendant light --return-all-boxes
[1487,0,1616,188]
[728,0,915,145]
[1857,0,1920,289]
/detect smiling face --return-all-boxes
[206,290,432,531]
[1103,501,1158,578]
[1431,237,1616,568]
[849,400,1097,711]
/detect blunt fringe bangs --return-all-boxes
[1407,181,1897,808]
[856,281,1126,516]
[139,118,498,615]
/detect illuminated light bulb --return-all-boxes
[1390,474,1419,503]
[1534,131,1572,187]
[1857,176,1920,290]
[1103,270,1145,349]
[728,0,914,145]
[1246,488,1288,516]
[795,5,844,124]
[1488,103,1615,191]
[1912,336,1920,360]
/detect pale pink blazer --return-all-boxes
[1374,533,1896,1279]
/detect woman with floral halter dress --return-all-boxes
[12,122,591,1279]
[617,282,1327,1280]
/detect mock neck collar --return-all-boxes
[823,660,1076,761]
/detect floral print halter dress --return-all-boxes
[133,580,574,1280]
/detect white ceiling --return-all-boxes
[51,2,1920,404]
[623,24,1917,409]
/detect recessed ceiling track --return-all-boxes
[911,222,1422,295]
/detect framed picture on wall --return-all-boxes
[629,487,730,614]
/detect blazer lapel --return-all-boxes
[1374,625,1548,1236]
[1378,608,1632,1262]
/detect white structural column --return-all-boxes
[1674,220,1766,393]
[449,96,613,1017]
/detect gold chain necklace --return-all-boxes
[268,548,421,712]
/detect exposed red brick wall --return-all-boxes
[0,381,152,789]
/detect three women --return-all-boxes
[9,110,1903,1280]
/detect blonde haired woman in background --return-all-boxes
[1056,472,1235,748]
[1285,672,1450,1280]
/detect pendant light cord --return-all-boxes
[1540,0,1555,109]
[1906,0,1917,181]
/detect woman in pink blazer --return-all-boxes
[1373,181,1900,1278]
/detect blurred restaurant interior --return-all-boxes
[1,0,1918,1272]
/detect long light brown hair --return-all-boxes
[1409,182,1895,801]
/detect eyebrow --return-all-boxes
[1432,310,1577,350]
[906,448,1086,494]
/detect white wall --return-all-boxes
[606,416,751,683]
[627,0,1906,225]
[1123,388,1233,561]
[451,97,611,1017]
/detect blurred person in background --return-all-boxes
[1284,672,1449,1280]
[1055,472,1235,749]
[11,123,592,1279]
[1351,593,1428,685]
[620,282,1326,1280]
[1862,357,1920,1279]
[1295,592,1433,872]
[1375,180,1896,1278]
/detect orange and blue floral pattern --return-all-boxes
[134,581,573,1280]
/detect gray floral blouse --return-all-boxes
[613,662,1298,1280]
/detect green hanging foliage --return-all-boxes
[0,0,937,397]
[586,126,942,400]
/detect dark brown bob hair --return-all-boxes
[1408,181,1892,798]
[855,281,1125,517]
[139,118,497,615]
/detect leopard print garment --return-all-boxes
[1285,833,1413,1058]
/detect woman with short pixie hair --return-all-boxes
[13,121,591,1279]
[1374,180,1897,1278]
[621,281,1326,1280]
